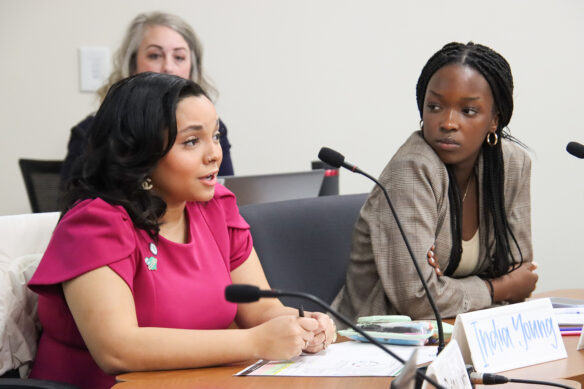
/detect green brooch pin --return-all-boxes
[145,256,157,271]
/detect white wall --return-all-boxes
[1,0,583,292]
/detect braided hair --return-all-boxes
[415,42,523,278]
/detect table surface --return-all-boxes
[113,289,584,389]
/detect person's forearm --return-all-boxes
[261,305,300,322]
[490,277,508,303]
[237,300,298,328]
[95,327,257,374]
[489,263,538,304]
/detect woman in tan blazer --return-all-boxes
[335,42,538,321]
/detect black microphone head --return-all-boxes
[225,284,261,303]
[318,147,345,168]
[567,141,584,159]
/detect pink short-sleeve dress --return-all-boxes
[28,184,252,388]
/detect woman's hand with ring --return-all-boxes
[302,311,337,353]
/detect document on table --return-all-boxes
[235,341,438,377]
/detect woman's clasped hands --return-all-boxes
[250,311,337,361]
[427,242,538,304]
[303,311,337,353]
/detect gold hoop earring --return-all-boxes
[486,132,498,147]
[141,177,153,191]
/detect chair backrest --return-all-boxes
[0,212,60,378]
[18,159,64,213]
[239,193,367,312]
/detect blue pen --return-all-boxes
[561,331,581,337]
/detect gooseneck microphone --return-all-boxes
[225,284,445,389]
[317,147,363,173]
[318,147,445,354]
[225,284,281,302]
[567,141,584,159]
[470,372,573,388]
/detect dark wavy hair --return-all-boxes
[62,72,208,239]
[415,42,523,279]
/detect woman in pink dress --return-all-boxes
[29,72,336,389]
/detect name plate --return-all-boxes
[452,298,567,373]
[422,339,472,389]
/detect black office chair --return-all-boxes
[18,159,63,213]
[239,193,367,312]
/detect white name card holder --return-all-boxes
[421,339,472,389]
[452,298,567,373]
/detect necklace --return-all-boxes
[462,174,473,203]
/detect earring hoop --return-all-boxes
[486,132,498,147]
[419,120,424,131]
[141,177,153,191]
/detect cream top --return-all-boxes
[453,229,480,277]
